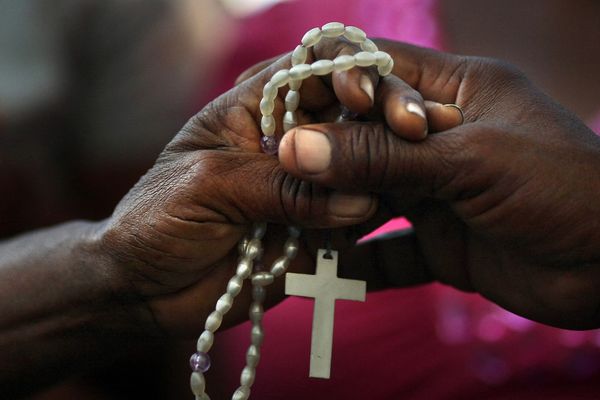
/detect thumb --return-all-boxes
[277,120,472,200]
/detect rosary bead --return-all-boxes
[354,51,377,67]
[270,256,290,277]
[190,352,211,373]
[251,324,264,346]
[205,310,223,332]
[251,222,267,239]
[333,55,356,72]
[197,394,210,400]
[227,275,243,297]
[310,59,335,76]
[237,236,250,255]
[288,79,302,91]
[190,371,206,395]
[259,98,275,116]
[246,345,261,367]
[216,293,234,314]
[262,82,278,102]
[232,386,251,400]
[360,38,379,52]
[374,51,391,65]
[283,111,297,132]
[288,225,301,238]
[291,45,307,66]
[240,366,256,387]
[284,90,300,111]
[260,135,279,155]
[343,26,367,43]
[289,64,312,81]
[260,115,275,136]
[252,285,266,302]
[245,238,263,260]
[301,27,322,47]
[249,302,264,323]
[236,257,253,279]
[284,237,300,259]
[251,271,274,287]
[378,59,394,76]
[321,22,345,37]
[270,69,290,87]
[197,330,214,353]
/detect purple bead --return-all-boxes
[190,351,211,373]
[260,135,279,155]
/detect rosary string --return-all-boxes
[189,22,393,400]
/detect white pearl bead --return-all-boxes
[321,22,345,37]
[227,275,243,297]
[190,372,206,395]
[344,26,367,43]
[284,237,299,259]
[246,344,261,367]
[333,55,356,72]
[374,51,391,65]
[310,59,335,76]
[270,69,290,88]
[289,64,312,81]
[260,115,275,136]
[232,386,251,400]
[301,27,322,47]
[288,226,301,238]
[283,111,297,132]
[251,324,264,346]
[236,257,253,279]
[285,90,300,112]
[360,38,378,52]
[378,59,394,76]
[237,236,249,255]
[251,222,267,239]
[262,81,278,102]
[270,256,290,277]
[251,272,274,287]
[291,45,307,66]
[259,98,274,116]
[196,330,214,352]
[249,302,264,323]
[204,310,223,332]
[216,293,233,314]
[245,238,263,260]
[288,79,302,91]
[252,285,266,302]
[240,366,256,387]
[354,51,377,67]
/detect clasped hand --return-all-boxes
[96,38,600,335]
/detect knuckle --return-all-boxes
[272,168,329,226]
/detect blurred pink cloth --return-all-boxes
[207,1,600,398]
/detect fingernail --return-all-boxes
[294,129,331,174]
[407,102,426,119]
[328,192,373,218]
[359,75,375,106]
[443,103,464,125]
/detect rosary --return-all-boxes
[189,22,393,400]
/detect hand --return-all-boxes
[96,39,461,336]
[277,41,600,329]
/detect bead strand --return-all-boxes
[259,22,393,155]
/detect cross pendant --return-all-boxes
[285,249,366,379]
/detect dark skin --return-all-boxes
[0,38,598,396]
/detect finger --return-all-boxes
[375,75,428,141]
[374,39,466,107]
[424,101,464,132]
[190,149,378,229]
[278,120,470,199]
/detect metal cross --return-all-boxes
[285,249,366,378]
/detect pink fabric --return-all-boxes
[207,1,600,398]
